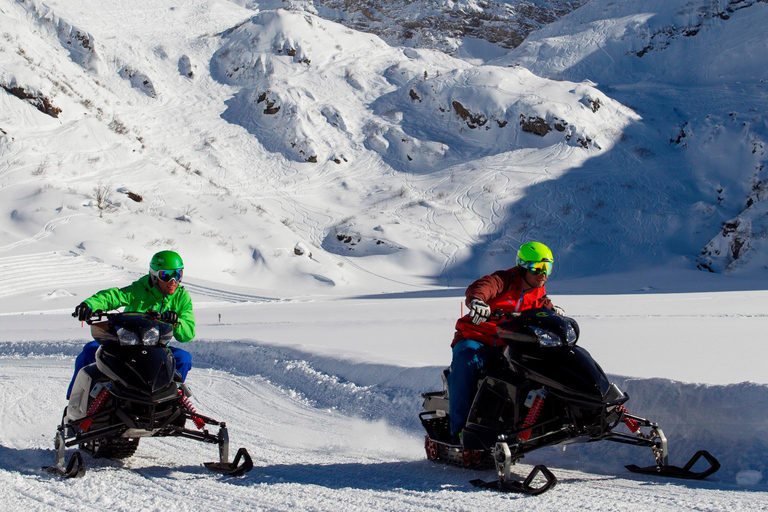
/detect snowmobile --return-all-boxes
[43,311,253,478]
[420,308,720,495]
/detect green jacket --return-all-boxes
[83,275,195,342]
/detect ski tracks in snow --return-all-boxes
[0,251,123,299]
[0,215,82,253]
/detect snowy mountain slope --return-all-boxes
[0,0,651,288]
[496,0,768,276]
[209,9,635,171]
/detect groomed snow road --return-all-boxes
[0,354,764,512]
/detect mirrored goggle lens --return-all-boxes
[158,269,183,282]
[524,261,552,276]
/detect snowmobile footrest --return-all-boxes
[204,447,253,476]
[470,464,557,495]
[42,451,86,479]
[626,450,720,480]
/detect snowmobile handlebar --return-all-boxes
[72,309,163,325]
[78,311,174,346]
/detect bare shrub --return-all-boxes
[93,181,114,218]
[145,238,175,248]
[108,118,128,135]
[32,161,47,176]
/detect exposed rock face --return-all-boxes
[698,219,752,273]
[306,0,588,54]
[118,65,157,97]
[1,83,61,118]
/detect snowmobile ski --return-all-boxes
[204,447,254,476]
[42,431,86,478]
[470,464,557,495]
[626,450,721,480]
[42,451,86,479]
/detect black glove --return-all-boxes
[468,298,491,325]
[74,302,92,321]
[160,310,179,325]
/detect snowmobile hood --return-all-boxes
[513,345,611,402]
[96,345,175,396]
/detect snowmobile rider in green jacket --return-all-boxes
[65,250,195,398]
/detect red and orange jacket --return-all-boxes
[453,267,552,347]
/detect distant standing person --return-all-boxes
[66,250,195,398]
[448,241,563,441]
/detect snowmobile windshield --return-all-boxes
[91,312,173,346]
[496,309,579,347]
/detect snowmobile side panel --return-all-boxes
[514,346,611,401]
[462,376,530,451]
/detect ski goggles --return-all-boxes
[152,268,183,283]
[520,260,552,276]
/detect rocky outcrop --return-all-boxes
[311,0,588,54]
[1,82,61,117]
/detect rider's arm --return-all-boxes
[83,284,135,312]
[464,268,517,304]
[170,288,195,343]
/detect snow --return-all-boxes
[1,0,768,510]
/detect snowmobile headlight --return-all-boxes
[116,327,140,346]
[143,327,160,345]
[566,323,578,346]
[531,326,563,347]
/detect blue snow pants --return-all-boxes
[66,340,192,398]
[447,339,505,436]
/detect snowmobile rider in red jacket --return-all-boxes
[66,250,195,398]
[448,241,563,440]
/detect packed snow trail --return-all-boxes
[0,354,766,511]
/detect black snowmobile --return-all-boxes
[43,311,253,478]
[420,308,720,495]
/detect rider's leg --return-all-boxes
[66,341,100,398]
[447,339,500,437]
[169,346,192,381]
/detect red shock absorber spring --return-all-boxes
[518,390,547,442]
[179,391,206,429]
[79,387,110,432]
[617,405,640,433]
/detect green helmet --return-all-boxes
[149,251,184,284]
[516,242,554,276]
[150,250,184,271]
